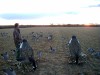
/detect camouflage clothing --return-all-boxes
[13,28,22,59]
[68,38,81,57]
[68,36,81,64]
[13,28,21,48]
[20,39,34,59]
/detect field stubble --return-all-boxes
[0,27,100,75]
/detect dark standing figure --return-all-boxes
[13,23,22,59]
[20,39,37,70]
[68,36,81,64]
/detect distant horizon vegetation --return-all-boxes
[0,24,100,29]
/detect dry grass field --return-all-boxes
[0,27,100,75]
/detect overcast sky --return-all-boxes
[0,0,100,25]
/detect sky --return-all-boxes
[0,0,100,25]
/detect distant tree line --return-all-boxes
[0,24,100,29]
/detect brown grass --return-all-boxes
[0,27,100,75]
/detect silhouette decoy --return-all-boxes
[37,51,42,59]
[87,48,94,53]
[3,67,16,75]
[1,52,9,61]
[50,46,56,53]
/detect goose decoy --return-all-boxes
[3,67,16,75]
[1,52,9,61]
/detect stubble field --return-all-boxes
[0,27,100,75]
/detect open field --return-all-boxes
[0,27,100,75]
